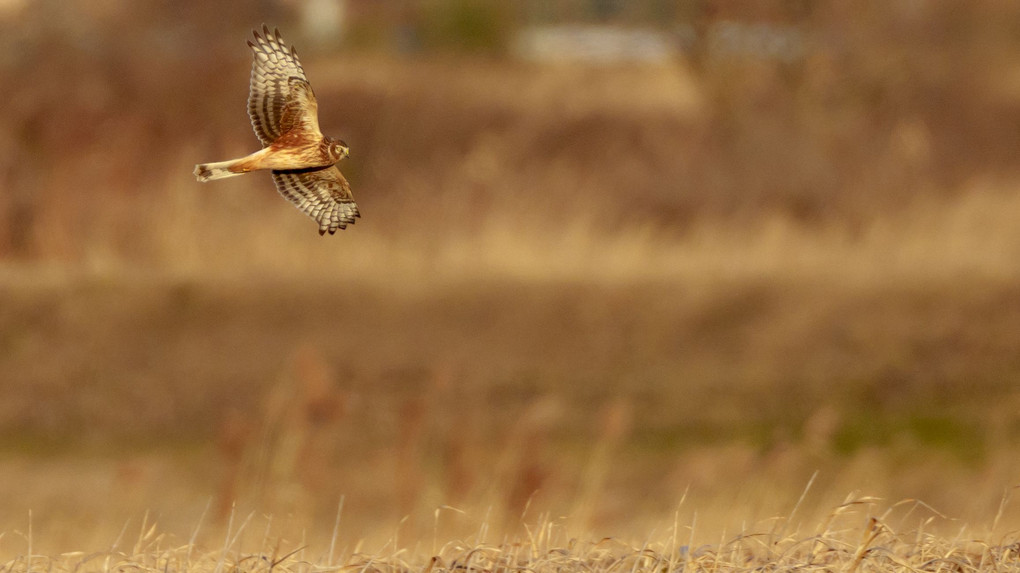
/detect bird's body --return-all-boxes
[196,136,345,179]
[195,26,359,235]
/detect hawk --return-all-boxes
[194,25,359,235]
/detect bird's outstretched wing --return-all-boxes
[272,166,360,235]
[278,77,321,137]
[247,25,319,147]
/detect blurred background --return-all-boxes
[2,0,1020,554]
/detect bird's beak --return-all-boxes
[342,147,350,159]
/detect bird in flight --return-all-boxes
[195,25,359,235]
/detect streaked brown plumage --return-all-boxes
[194,25,359,235]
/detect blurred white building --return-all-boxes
[281,0,348,48]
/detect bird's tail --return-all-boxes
[194,159,245,182]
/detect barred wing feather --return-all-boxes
[272,166,360,235]
[247,25,312,146]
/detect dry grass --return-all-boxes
[5,497,1020,572]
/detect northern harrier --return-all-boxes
[195,25,359,235]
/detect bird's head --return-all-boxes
[328,139,350,162]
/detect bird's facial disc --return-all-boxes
[333,141,350,160]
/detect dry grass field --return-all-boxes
[3,1,1020,568]
[8,498,1020,573]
